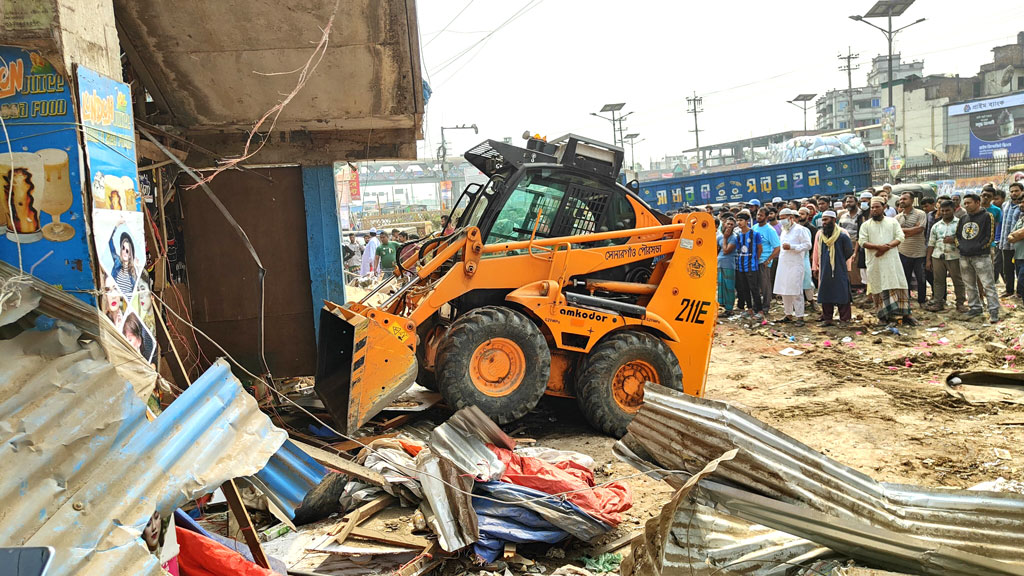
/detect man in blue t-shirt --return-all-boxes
[734,212,765,317]
[753,207,781,314]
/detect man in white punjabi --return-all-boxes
[859,197,917,325]
[811,210,854,325]
[773,209,812,326]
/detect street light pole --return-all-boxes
[787,93,817,134]
[850,1,926,109]
[623,133,644,170]
[591,103,626,146]
[437,123,478,210]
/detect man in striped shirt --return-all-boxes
[734,212,765,320]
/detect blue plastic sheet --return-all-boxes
[472,483,590,562]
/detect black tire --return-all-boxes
[575,331,682,437]
[415,322,442,392]
[435,306,551,424]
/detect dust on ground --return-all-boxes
[515,296,1024,555]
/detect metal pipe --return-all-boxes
[482,221,691,254]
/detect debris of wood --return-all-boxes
[293,439,389,487]
[587,532,640,556]
[394,542,444,576]
[503,543,516,559]
[221,479,271,569]
[330,433,398,452]
[349,526,430,548]
[330,494,395,545]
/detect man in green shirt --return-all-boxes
[374,231,400,279]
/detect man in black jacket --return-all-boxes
[956,193,1000,323]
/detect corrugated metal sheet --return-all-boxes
[251,439,328,521]
[623,384,1024,571]
[0,326,288,576]
[613,443,830,576]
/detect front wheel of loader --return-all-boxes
[575,331,682,437]
[435,306,550,425]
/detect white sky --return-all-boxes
[414,0,1024,167]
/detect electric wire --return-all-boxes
[424,0,477,47]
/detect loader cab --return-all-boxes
[455,135,662,251]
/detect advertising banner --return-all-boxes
[77,65,156,363]
[881,106,896,146]
[0,46,94,301]
[888,152,904,179]
[949,92,1024,159]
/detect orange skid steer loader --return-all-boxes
[315,134,718,437]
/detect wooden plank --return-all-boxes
[292,439,388,487]
[330,494,395,545]
[588,531,641,556]
[222,479,271,569]
[349,527,430,549]
[330,433,397,452]
[379,414,414,430]
[394,542,443,576]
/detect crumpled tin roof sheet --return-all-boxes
[624,384,1024,570]
[251,439,328,521]
[0,326,288,576]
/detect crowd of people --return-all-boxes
[342,227,420,282]
[711,181,1024,328]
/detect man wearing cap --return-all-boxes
[772,197,784,211]
[360,229,380,277]
[748,198,762,211]
[854,191,874,290]
[753,207,780,313]
[773,209,812,325]
[733,212,765,319]
[796,207,818,309]
[812,210,854,325]
[859,197,917,325]
[839,195,863,288]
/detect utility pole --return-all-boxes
[686,92,703,167]
[838,47,860,132]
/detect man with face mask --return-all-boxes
[859,197,916,325]
[998,182,1024,296]
[855,191,874,291]
[773,209,812,325]
[812,211,854,325]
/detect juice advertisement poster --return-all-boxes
[0,46,93,302]
[77,65,156,363]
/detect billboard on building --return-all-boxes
[948,92,1024,159]
[77,65,156,363]
[0,46,94,302]
[881,106,896,146]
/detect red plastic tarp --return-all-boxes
[175,526,276,576]
[488,445,632,526]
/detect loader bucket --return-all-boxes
[314,302,417,435]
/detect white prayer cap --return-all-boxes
[822,210,837,219]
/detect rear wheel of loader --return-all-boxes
[435,306,550,424]
[575,331,682,437]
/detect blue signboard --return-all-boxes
[77,65,156,362]
[639,153,871,211]
[0,46,94,302]
[948,92,1024,159]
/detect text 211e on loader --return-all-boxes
[315,133,718,437]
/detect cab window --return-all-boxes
[485,169,636,248]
